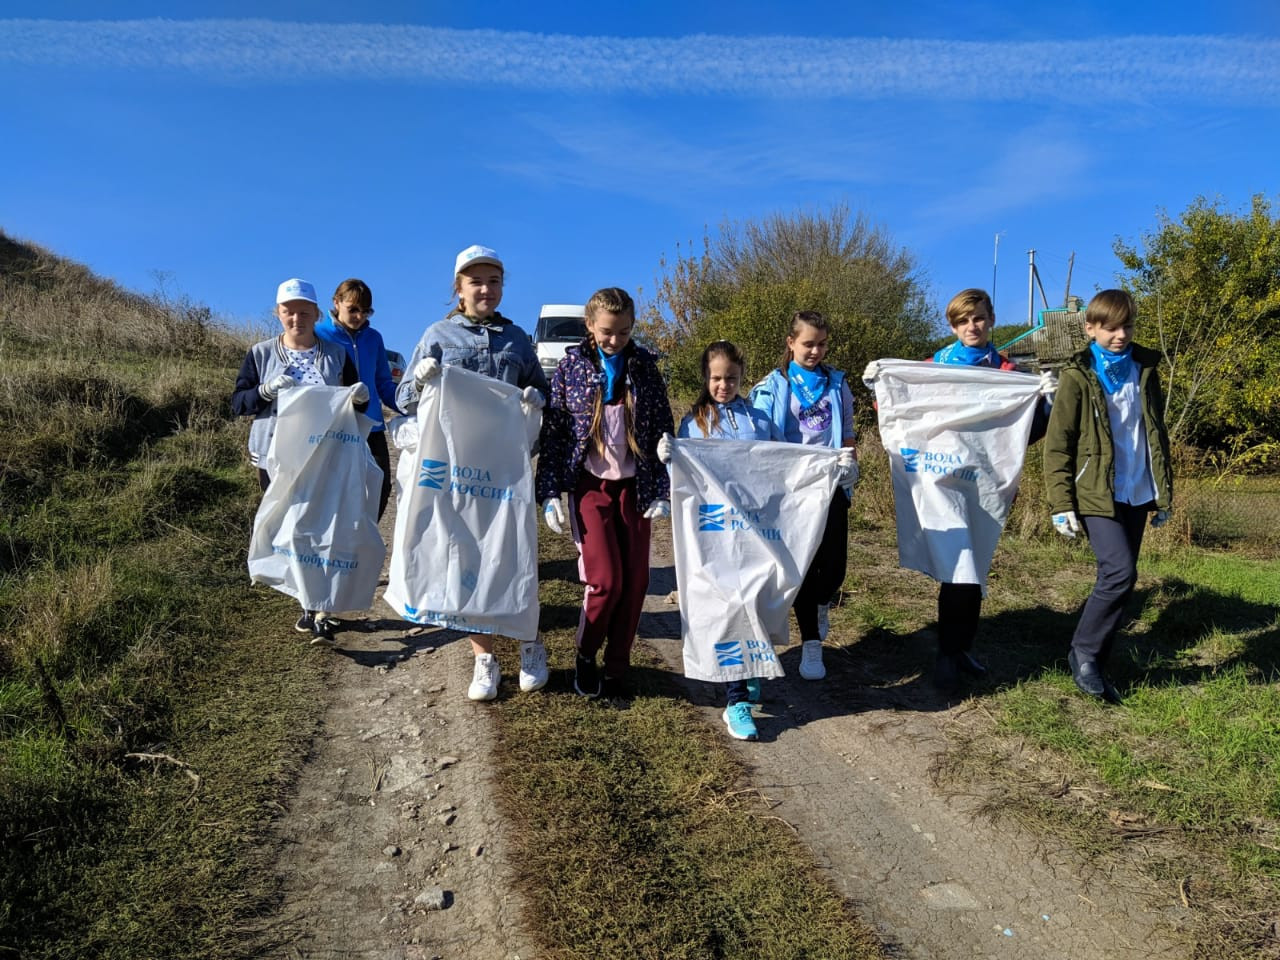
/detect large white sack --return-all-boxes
[384,365,540,642]
[866,359,1041,590]
[248,384,386,612]
[670,438,839,683]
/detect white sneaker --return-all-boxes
[798,639,826,681]
[467,654,500,701]
[817,604,830,641]
[518,639,549,692]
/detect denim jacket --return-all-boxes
[677,398,781,441]
[395,311,549,415]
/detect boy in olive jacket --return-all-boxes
[1044,289,1173,704]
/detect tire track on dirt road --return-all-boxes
[640,529,1191,960]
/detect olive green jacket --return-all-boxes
[1043,344,1173,517]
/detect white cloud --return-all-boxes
[921,129,1096,225]
[489,112,892,202]
[3,19,1278,104]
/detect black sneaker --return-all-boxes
[574,654,601,697]
[932,653,961,695]
[598,676,634,710]
[295,611,316,633]
[310,617,336,646]
[600,675,633,703]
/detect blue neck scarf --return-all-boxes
[1089,342,1134,395]
[599,348,625,402]
[787,361,829,410]
[933,340,1003,367]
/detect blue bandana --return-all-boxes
[933,340,1003,367]
[1089,342,1134,395]
[599,348,625,402]
[787,361,829,409]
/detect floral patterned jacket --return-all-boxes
[536,339,673,511]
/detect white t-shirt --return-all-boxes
[1105,369,1156,506]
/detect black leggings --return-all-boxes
[367,429,392,522]
[793,489,850,639]
[937,582,982,655]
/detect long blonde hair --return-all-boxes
[690,340,746,437]
[584,287,642,458]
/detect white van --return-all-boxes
[533,304,586,379]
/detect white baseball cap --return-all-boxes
[454,245,503,277]
[276,278,319,305]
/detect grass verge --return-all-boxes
[0,342,330,959]
[489,536,884,960]
[927,532,1280,959]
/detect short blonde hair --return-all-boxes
[945,288,994,327]
[1085,289,1136,329]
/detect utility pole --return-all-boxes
[1063,251,1075,306]
[992,232,1004,305]
[1027,249,1036,325]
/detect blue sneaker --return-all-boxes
[745,678,763,704]
[723,702,758,741]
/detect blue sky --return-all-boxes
[2,1,1278,359]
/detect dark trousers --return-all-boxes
[368,429,391,522]
[793,489,850,639]
[571,473,651,679]
[1073,502,1150,665]
[725,679,748,705]
[937,582,982,655]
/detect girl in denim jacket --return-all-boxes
[395,245,550,702]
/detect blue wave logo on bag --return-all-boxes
[419,458,448,489]
[714,640,744,667]
[699,504,726,532]
[900,447,979,482]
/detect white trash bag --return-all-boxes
[670,437,839,683]
[248,384,386,613]
[864,358,1041,590]
[384,365,540,642]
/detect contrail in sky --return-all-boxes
[3,19,1277,103]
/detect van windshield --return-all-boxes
[540,317,586,342]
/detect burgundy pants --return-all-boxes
[570,472,652,679]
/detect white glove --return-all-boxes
[1150,509,1170,529]
[351,382,369,406]
[657,432,674,464]
[521,385,545,411]
[260,372,296,400]
[862,360,882,386]
[642,500,671,520]
[1052,510,1082,538]
[1039,368,1059,398]
[836,449,859,488]
[414,357,441,387]
[542,497,565,534]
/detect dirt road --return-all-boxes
[256,501,1189,958]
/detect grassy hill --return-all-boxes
[0,230,327,958]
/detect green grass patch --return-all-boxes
[929,528,1280,959]
[491,537,883,960]
[1,329,329,959]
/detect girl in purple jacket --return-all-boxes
[536,287,674,701]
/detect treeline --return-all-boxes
[641,196,1280,473]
